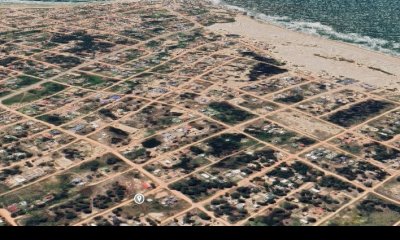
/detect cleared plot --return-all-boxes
[376,176,400,202]
[267,109,343,140]
[372,87,400,103]
[323,194,400,226]
[180,80,213,93]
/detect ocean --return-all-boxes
[2,0,399,56]
[214,0,400,56]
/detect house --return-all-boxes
[6,204,19,214]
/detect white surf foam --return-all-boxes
[211,0,400,57]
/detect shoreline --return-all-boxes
[207,14,400,88]
[251,14,400,61]
[210,0,400,58]
[2,0,400,88]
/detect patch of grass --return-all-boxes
[2,82,67,106]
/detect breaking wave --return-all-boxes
[211,0,400,57]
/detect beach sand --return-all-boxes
[208,14,400,88]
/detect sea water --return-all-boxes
[215,0,400,56]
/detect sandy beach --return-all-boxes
[208,14,400,88]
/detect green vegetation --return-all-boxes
[240,51,284,66]
[248,62,287,81]
[208,193,250,223]
[325,194,400,226]
[2,82,67,106]
[275,94,304,104]
[213,148,279,174]
[247,208,290,226]
[37,114,68,126]
[55,73,113,90]
[0,75,41,97]
[335,161,387,183]
[205,133,256,158]
[170,176,236,201]
[12,75,41,88]
[43,54,83,69]
[318,176,363,193]
[0,57,19,67]
[326,100,395,127]
[208,102,255,125]
[172,156,208,172]
[142,138,162,148]
[244,122,316,153]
